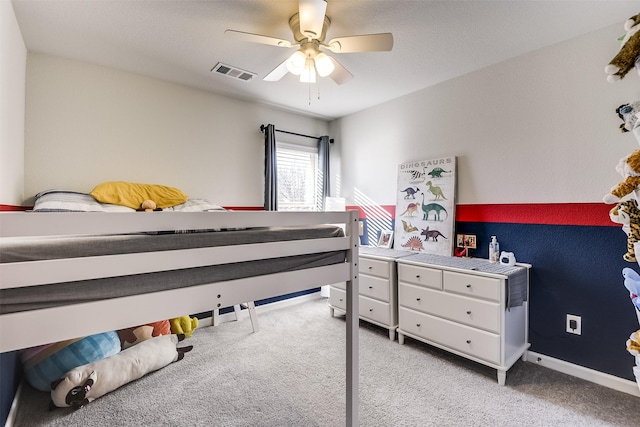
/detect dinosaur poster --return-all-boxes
[393,156,456,255]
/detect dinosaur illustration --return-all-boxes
[425,181,447,200]
[427,167,451,178]
[402,169,424,182]
[421,227,447,242]
[401,187,420,199]
[399,203,418,217]
[420,193,448,221]
[401,236,424,251]
[401,220,418,233]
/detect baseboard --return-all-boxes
[526,351,640,397]
[198,291,323,327]
[4,381,23,427]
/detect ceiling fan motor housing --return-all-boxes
[289,13,331,42]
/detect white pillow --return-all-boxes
[166,198,226,212]
[33,190,135,212]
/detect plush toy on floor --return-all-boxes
[170,315,198,338]
[117,319,172,349]
[50,334,193,409]
[605,14,640,82]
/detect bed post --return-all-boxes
[346,210,360,427]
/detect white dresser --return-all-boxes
[396,254,530,385]
[329,247,414,340]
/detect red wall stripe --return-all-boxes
[347,203,616,227]
[455,203,614,226]
[0,205,30,211]
[223,206,264,211]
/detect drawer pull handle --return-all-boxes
[466,340,471,344]
[466,311,471,315]
[416,297,421,301]
[416,275,420,278]
[416,323,421,327]
[339,298,343,302]
[369,286,373,289]
[466,284,471,288]
[369,308,373,312]
[368,266,373,270]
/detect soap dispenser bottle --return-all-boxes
[489,236,499,263]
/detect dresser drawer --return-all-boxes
[444,271,501,302]
[398,264,442,290]
[329,287,346,311]
[360,257,390,279]
[360,274,390,302]
[399,307,500,364]
[399,283,500,333]
[359,295,391,325]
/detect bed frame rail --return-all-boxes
[0,210,360,426]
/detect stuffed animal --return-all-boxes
[170,315,198,338]
[22,332,121,392]
[603,149,640,204]
[137,199,162,212]
[117,320,172,349]
[622,267,640,311]
[627,330,640,356]
[609,199,640,262]
[605,14,640,82]
[616,101,640,134]
[50,334,193,409]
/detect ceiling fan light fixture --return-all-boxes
[314,52,334,77]
[299,0,327,39]
[300,58,317,83]
[286,50,306,75]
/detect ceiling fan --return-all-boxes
[225,0,393,85]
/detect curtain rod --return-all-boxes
[260,124,333,143]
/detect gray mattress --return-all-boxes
[0,225,346,314]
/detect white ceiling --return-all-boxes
[11,0,640,120]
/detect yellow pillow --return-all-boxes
[90,181,188,209]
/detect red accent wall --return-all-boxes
[0,205,30,211]
[348,203,615,227]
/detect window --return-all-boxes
[276,143,320,211]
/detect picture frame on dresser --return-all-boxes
[377,230,394,248]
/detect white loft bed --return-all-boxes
[0,210,360,426]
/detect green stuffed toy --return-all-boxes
[170,315,198,338]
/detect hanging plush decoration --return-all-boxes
[603,149,640,204]
[609,199,640,262]
[616,101,640,134]
[605,14,640,82]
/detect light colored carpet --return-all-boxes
[12,298,640,426]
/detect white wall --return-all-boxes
[24,54,329,206]
[0,0,26,205]
[333,22,639,206]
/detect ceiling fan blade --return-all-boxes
[225,30,292,48]
[298,0,327,39]
[328,56,353,85]
[263,59,289,82]
[326,33,393,53]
